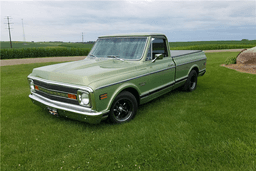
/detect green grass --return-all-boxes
[1,52,256,170]
[1,41,94,49]
[169,40,256,50]
[2,40,255,50]
[1,41,61,49]
[58,43,94,49]
[1,48,90,59]
[225,56,237,65]
[169,40,256,47]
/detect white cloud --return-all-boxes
[1,0,255,42]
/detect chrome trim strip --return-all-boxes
[35,89,77,101]
[175,76,188,83]
[199,68,206,73]
[36,84,74,94]
[99,33,165,38]
[35,85,77,101]
[176,58,207,67]
[96,66,176,90]
[98,36,149,39]
[140,81,175,99]
[28,76,93,92]
[29,93,109,116]
[140,76,188,99]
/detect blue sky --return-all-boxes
[1,0,255,42]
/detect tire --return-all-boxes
[109,91,138,124]
[183,70,198,92]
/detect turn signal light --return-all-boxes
[35,85,39,90]
[100,93,108,100]
[68,94,77,100]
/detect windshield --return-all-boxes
[89,37,147,60]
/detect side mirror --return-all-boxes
[152,54,163,63]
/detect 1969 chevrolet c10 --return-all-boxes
[28,33,207,124]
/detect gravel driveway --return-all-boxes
[1,56,86,66]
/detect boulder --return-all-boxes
[236,47,256,64]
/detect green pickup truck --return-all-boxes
[28,33,207,124]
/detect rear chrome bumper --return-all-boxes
[29,93,109,124]
[199,69,206,76]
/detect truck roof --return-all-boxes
[99,33,166,38]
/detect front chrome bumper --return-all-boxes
[29,93,109,124]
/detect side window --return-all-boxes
[152,38,168,59]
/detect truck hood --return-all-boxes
[30,58,140,87]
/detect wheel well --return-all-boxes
[192,67,199,75]
[121,88,140,105]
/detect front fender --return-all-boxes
[106,82,141,110]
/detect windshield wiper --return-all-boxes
[107,55,124,61]
[88,54,97,58]
[107,55,119,58]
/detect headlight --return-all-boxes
[77,90,90,107]
[29,79,35,93]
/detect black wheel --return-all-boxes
[183,70,198,92]
[109,91,138,124]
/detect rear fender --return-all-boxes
[187,64,199,76]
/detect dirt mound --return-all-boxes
[222,47,256,74]
[236,47,256,64]
[222,64,256,74]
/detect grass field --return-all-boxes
[0,41,94,49]
[169,40,256,50]
[169,40,256,47]
[1,52,256,170]
[1,40,255,50]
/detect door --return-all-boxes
[140,37,175,97]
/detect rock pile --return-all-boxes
[236,47,256,64]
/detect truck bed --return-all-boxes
[170,50,202,58]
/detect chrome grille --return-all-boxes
[33,80,79,105]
